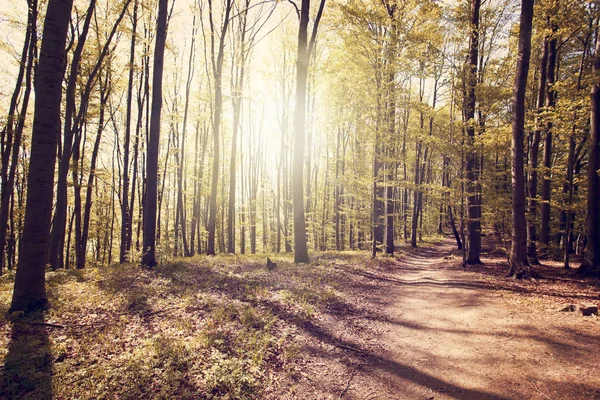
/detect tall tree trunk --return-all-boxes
[49,0,129,269]
[120,0,138,263]
[563,134,576,268]
[292,0,312,263]
[385,72,395,255]
[401,89,410,241]
[508,0,536,279]
[580,26,600,273]
[10,0,73,312]
[81,72,109,270]
[276,150,282,253]
[142,0,168,267]
[527,37,548,264]
[240,144,246,254]
[176,15,197,258]
[564,33,590,269]
[72,122,84,269]
[0,0,37,275]
[373,96,384,255]
[411,75,426,248]
[227,1,250,254]
[464,0,482,265]
[335,128,341,251]
[190,121,200,255]
[129,43,147,254]
[207,0,233,256]
[48,0,96,270]
[539,31,558,246]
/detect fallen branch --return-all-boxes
[528,379,552,400]
[338,378,352,399]
[337,343,365,354]
[338,368,357,399]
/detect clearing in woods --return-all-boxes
[1,238,599,399]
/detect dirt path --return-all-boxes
[289,239,600,400]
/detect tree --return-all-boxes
[10,0,73,311]
[526,37,548,264]
[292,0,326,263]
[508,0,537,279]
[174,10,198,258]
[579,23,600,274]
[539,26,558,246]
[48,0,97,270]
[464,0,482,265]
[142,0,169,267]
[292,0,311,263]
[206,0,233,256]
[0,0,37,275]
[120,0,139,263]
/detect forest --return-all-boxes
[0,0,599,398]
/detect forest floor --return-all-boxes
[1,237,599,399]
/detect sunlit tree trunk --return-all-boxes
[335,128,342,250]
[207,0,233,256]
[176,14,197,257]
[292,0,311,263]
[228,0,250,254]
[508,0,536,279]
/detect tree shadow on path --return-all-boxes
[1,314,53,400]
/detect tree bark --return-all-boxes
[0,0,36,275]
[564,33,590,269]
[508,0,537,279]
[176,14,197,258]
[81,71,109,270]
[227,2,249,254]
[292,0,313,263]
[526,38,548,264]
[48,0,96,271]
[120,0,138,263]
[579,26,600,274]
[464,0,482,265]
[449,206,462,250]
[207,0,233,256]
[142,0,168,267]
[10,0,73,312]
[539,31,558,246]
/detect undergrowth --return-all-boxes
[0,251,363,399]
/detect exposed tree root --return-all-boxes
[506,264,541,280]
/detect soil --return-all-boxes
[277,238,600,400]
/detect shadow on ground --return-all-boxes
[1,314,53,400]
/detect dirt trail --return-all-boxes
[292,239,600,400]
